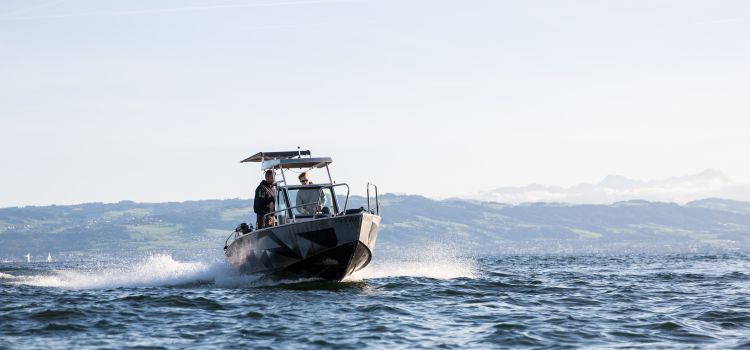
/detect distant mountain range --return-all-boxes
[2,194,750,260]
[466,170,750,204]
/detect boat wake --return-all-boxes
[5,244,475,290]
[9,255,264,289]
[348,245,476,280]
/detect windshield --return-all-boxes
[286,187,335,216]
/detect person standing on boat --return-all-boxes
[254,170,276,229]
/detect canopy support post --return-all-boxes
[325,164,333,185]
[279,168,295,223]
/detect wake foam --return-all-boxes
[10,245,476,289]
[14,255,263,290]
[348,245,476,280]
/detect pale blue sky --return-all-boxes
[1,0,749,207]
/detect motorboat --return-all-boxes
[224,150,381,281]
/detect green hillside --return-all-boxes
[2,195,750,259]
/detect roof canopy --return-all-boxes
[262,157,332,170]
[240,150,311,163]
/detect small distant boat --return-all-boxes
[47,253,52,263]
[224,150,381,281]
[25,253,31,263]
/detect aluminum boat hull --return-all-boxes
[225,212,380,281]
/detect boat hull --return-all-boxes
[225,212,380,281]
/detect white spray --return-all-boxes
[348,244,476,280]
[13,254,262,289]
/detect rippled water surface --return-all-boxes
[2,251,750,349]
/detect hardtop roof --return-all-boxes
[240,150,311,163]
[261,157,332,170]
[240,150,332,170]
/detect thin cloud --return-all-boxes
[0,0,362,21]
[697,17,750,25]
[1,0,66,18]
[240,18,380,30]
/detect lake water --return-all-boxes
[2,249,750,349]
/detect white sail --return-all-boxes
[25,253,31,263]
[47,253,52,262]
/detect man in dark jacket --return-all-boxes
[253,170,276,229]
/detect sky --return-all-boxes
[1,0,749,207]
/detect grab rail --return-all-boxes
[224,230,239,250]
[267,183,351,223]
[331,183,350,213]
[262,201,323,225]
[367,183,379,215]
[225,198,327,249]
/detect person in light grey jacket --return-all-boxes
[296,172,324,215]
